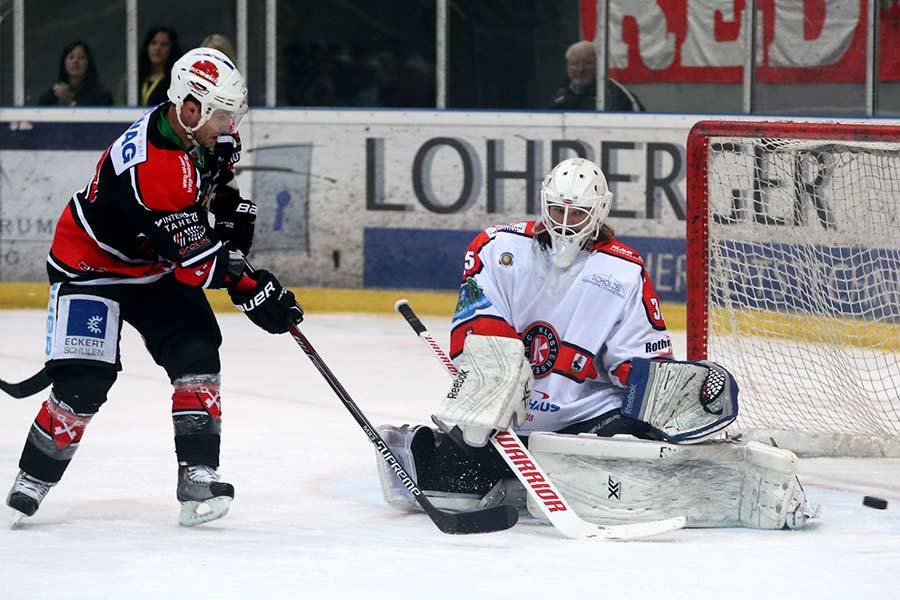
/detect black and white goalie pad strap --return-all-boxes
[623,358,739,443]
[432,334,532,447]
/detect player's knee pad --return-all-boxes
[27,391,97,463]
[20,364,116,481]
[172,373,222,431]
[162,338,221,384]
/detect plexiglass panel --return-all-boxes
[752,2,866,116]
[24,0,125,106]
[449,0,579,110]
[137,1,237,107]
[277,0,435,107]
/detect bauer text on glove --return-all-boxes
[229,270,303,334]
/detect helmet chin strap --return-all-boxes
[174,103,206,146]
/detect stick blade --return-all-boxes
[427,504,519,535]
[0,369,51,398]
[581,515,686,541]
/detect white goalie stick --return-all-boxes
[394,299,686,541]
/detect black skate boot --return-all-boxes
[177,465,234,527]
[7,470,55,527]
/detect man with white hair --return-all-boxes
[551,40,644,111]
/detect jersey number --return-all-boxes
[464,251,476,271]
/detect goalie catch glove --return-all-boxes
[623,357,739,443]
[229,270,303,334]
[432,334,532,447]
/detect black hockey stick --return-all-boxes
[0,368,51,398]
[285,322,518,535]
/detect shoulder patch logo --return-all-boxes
[499,252,514,268]
[453,277,493,320]
[523,321,559,378]
[111,109,152,175]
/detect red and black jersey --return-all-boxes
[47,104,240,289]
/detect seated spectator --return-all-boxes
[201,33,236,62]
[139,26,181,105]
[37,41,113,106]
[550,40,644,112]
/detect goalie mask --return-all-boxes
[539,157,613,268]
[168,47,248,142]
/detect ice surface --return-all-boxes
[0,310,898,599]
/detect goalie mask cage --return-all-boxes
[687,120,900,457]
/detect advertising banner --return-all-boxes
[581,0,900,84]
[0,108,798,304]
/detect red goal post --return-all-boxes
[686,120,900,457]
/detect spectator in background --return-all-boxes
[139,27,181,105]
[201,33,236,63]
[550,40,644,112]
[38,41,113,106]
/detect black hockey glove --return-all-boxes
[229,270,304,334]
[213,132,242,169]
[212,188,256,255]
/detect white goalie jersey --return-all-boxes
[450,221,673,434]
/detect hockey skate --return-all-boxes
[7,470,55,528]
[177,465,234,527]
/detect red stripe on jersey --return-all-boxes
[133,146,198,211]
[462,230,491,279]
[462,222,538,280]
[592,239,645,267]
[450,315,519,358]
[50,204,170,279]
[641,270,667,331]
[611,361,632,387]
[552,343,599,383]
[174,257,215,287]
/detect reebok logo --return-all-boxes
[445,369,469,400]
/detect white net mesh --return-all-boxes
[702,134,900,456]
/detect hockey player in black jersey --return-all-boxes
[6,47,303,527]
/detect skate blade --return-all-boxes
[179,496,232,527]
[10,509,26,530]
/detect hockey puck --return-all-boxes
[863,496,888,510]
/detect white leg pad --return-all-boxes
[528,433,810,529]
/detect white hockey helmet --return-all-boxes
[539,157,613,267]
[168,47,247,139]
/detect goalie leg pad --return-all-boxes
[528,433,811,529]
[623,358,739,443]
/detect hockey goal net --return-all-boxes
[687,120,900,457]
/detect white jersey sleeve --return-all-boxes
[601,268,674,387]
